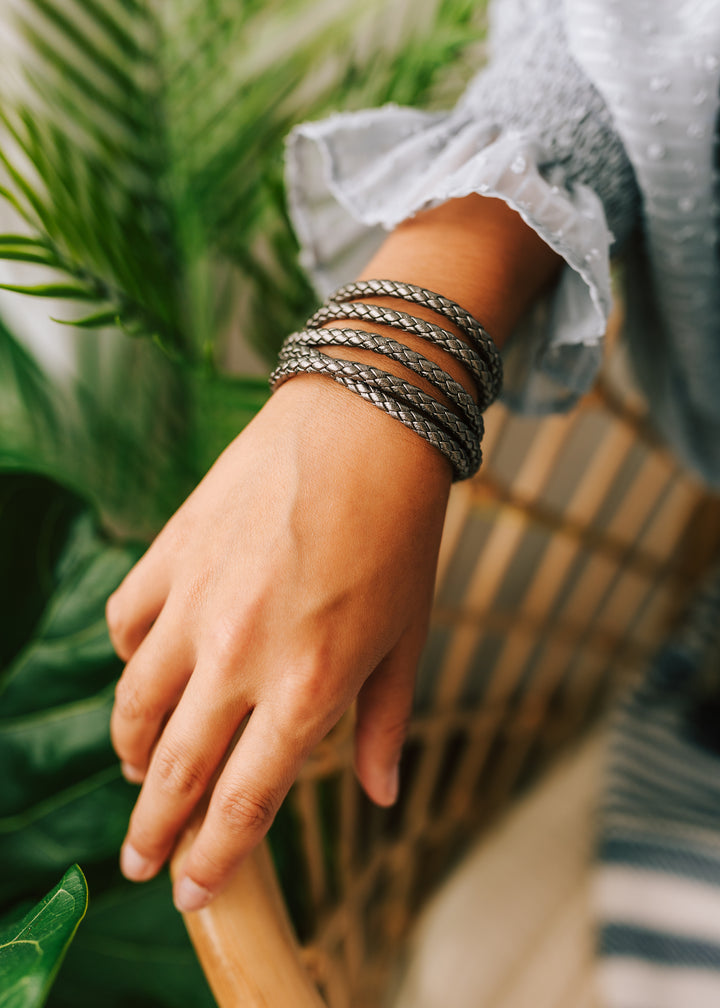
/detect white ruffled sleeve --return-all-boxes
[285,0,640,414]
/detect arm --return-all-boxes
[107,194,561,913]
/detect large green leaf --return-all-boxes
[45,876,216,1008]
[0,474,83,670]
[0,865,88,1008]
[0,472,214,1006]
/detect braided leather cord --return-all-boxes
[270,347,480,479]
[280,328,484,442]
[327,279,503,400]
[306,301,497,409]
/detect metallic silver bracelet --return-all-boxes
[280,327,484,443]
[270,345,481,479]
[327,279,503,400]
[270,280,501,480]
[305,301,497,410]
[272,345,481,472]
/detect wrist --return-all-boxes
[358,194,562,348]
[272,279,495,480]
[266,372,454,497]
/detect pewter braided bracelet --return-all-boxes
[306,301,497,410]
[270,346,480,479]
[280,328,484,441]
[270,280,502,480]
[327,279,503,398]
[272,345,481,472]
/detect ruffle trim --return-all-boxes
[285,103,615,414]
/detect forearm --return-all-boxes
[315,193,562,418]
[360,193,563,348]
[112,192,564,914]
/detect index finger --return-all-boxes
[172,705,314,913]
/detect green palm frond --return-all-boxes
[1,0,187,354]
[0,0,486,535]
[0,312,60,446]
[0,0,486,367]
[0,313,196,538]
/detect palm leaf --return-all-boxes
[0,0,486,365]
[0,0,487,536]
[0,312,195,539]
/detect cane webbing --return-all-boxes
[185,312,720,1008]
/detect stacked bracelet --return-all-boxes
[279,328,484,439]
[326,280,503,404]
[272,348,479,479]
[269,280,503,481]
[306,302,498,412]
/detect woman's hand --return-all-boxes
[107,192,562,914]
[107,374,451,913]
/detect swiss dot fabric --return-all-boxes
[285,0,720,485]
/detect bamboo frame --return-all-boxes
[172,827,325,1008]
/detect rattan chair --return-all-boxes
[171,313,720,1008]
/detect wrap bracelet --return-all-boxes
[270,345,480,480]
[306,301,497,411]
[327,279,503,399]
[269,280,502,481]
[279,327,484,442]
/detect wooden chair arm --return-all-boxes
[171,830,325,1008]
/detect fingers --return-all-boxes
[111,601,195,781]
[120,662,249,884]
[353,628,423,807]
[172,705,311,913]
[107,547,172,662]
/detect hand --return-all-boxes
[107,374,451,913]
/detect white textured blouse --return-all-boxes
[285,0,720,486]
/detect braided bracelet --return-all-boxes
[270,281,502,480]
[306,301,497,410]
[327,279,503,399]
[272,345,482,471]
[280,327,484,442]
[270,345,480,480]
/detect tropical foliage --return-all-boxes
[0,0,486,1003]
[0,865,88,1008]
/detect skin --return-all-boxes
[107,194,561,913]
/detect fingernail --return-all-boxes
[120,843,156,881]
[121,762,145,784]
[174,877,213,914]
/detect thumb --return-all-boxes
[353,627,424,807]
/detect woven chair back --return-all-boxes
[174,321,720,1007]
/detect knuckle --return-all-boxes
[203,611,247,669]
[178,569,210,617]
[357,706,411,758]
[186,842,235,889]
[285,655,336,719]
[153,745,208,799]
[216,784,278,835]
[113,676,150,724]
[126,820,170,864]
